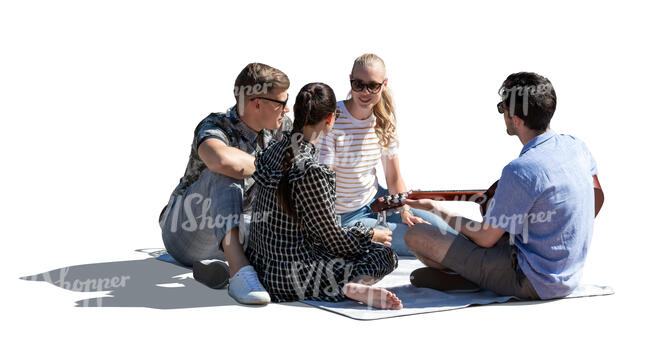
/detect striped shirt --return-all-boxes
[317,101,398,213]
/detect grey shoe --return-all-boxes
[193,259,230,289]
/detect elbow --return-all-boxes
[205,157,229,174]
[475,237,496,248]
[473,231,501,248]
[470,223,505,248]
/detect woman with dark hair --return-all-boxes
[246,82,402,309]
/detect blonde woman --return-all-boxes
[317,53,455,256]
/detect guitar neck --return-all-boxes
[407,190,487,202]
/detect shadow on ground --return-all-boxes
[19,248,310,309]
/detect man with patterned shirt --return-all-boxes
[159,63,292,304]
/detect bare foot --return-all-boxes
[343,283,403,310]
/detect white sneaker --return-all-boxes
[228,265,271,305]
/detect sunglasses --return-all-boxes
[350,79,384,94]
[497,101,506,114]
[334,108,342,119]
[251,94,289,111]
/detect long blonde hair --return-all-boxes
[350,53,398,150]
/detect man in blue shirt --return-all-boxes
[404,72,603,299]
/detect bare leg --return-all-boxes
[413,252,447,270]
[221,227,249,277]
[405,223,456,268]
[343,275,402,310]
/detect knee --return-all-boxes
[163,245,194,267]
[404,224,426,251]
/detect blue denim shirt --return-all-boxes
[484,130,597,299]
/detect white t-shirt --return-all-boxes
[317,101,398,213]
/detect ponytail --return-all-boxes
[373,86,398,149]
[276,83,337,217]
[277,145,298,217]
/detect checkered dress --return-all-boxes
[246,131,398,303]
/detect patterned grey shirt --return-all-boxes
[171,105,293,212]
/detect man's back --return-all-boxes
[485,130,597,299]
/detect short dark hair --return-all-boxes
[233,63,290,103]
[499,72,556,131]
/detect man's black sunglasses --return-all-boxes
[497,100,506,114]
[251,94,289,110]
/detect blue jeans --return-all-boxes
[338,186,457,256]
[160,169,247,266]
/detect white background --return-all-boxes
[1,0,648,336]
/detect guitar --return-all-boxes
[370,175,604,218]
